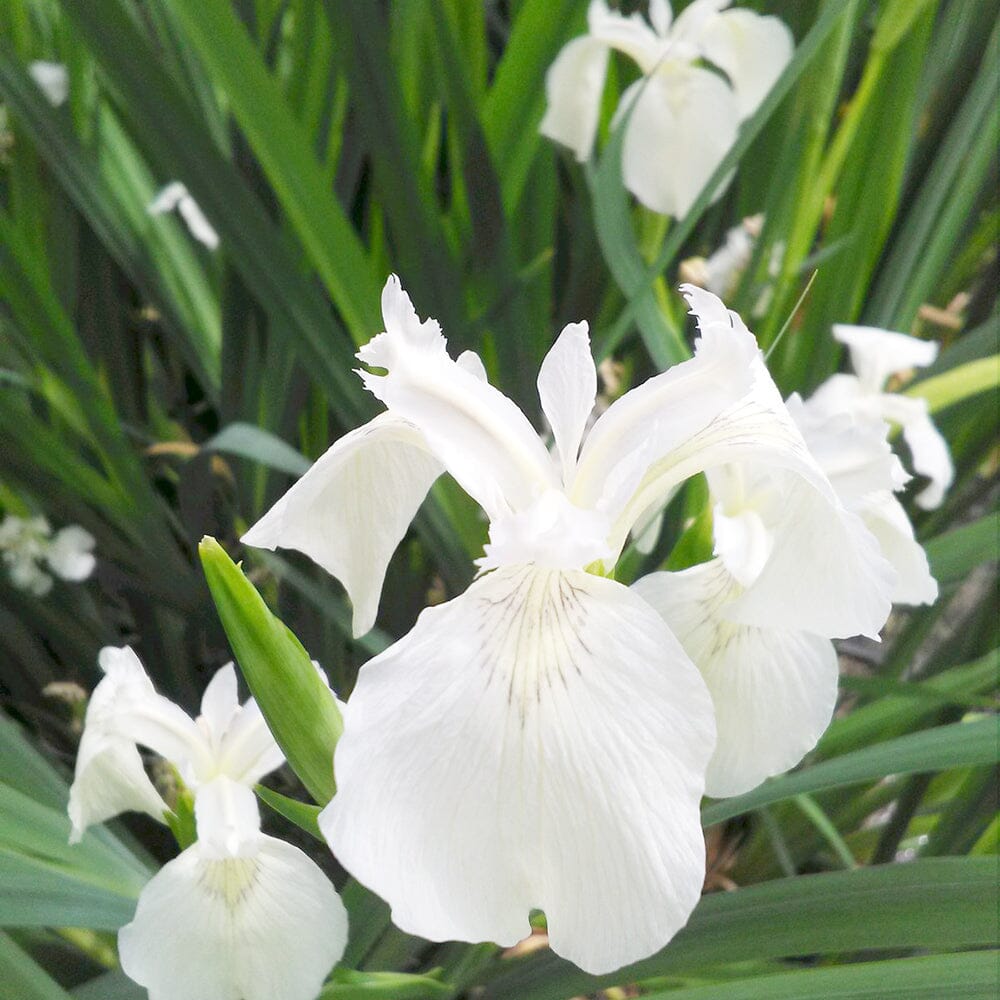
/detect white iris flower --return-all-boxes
[68,647,347,1000]
[0,515,95,596]
[539,0,793,217]
[244,277,893,973]
[809,324,954,509]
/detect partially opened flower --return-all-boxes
[244,277,892,972]
[809,324,954,509]
[68,648,347,1000]
[539,0,793,216]
[0,514,95,596]
[148,181,220,250]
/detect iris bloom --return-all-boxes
[809,324,953,509]
[0,514,95,596]
[539,0,792,216]
[244,277,892,973]
[148,182,220,250]
[68,647,347,1000]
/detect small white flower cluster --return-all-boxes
[540,0,793,217]
[0,515,95,596]
[69,648,346,1000]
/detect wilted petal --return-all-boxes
[620,61,739,217]
[322,564,714,974]
[635,560,839,798]
[46,525,96,581]
[537,322,597,483]
[832,324,938,392]
[358,276,557,518]
[539,35,610,162]
[242,412,444,637]
[119,836,347,1000]
[695,9,794,118]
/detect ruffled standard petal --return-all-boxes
[539,35,610,162]
[358,277,557,519]
[322,564,715,975]
[635,562,839,798]
[46,525,95,581]
[537,322,598,484]
[119,835,347,1000]
[832,324,938,392]
[620,62,740,218]
[242,412,444,637]
[694,9,794,118]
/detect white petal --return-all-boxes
[28,61,69,106]
[147,181,188,216]
[194,776,262,858]
[901,411,953,510]
[571,284,758,543]
[9,557,53,595]
[635,561,839,798]
[46,525,96,581]
[710,499,773,587]
[620,62,740,217]
[648,0,673,37]
[177,193,220,250]
[357,276,557,519]
[860,493,937,605]
[115,693,214,785]
[695,9,794,118]
[198,663,240,743]
[68,647,168,840]
[588,0,665,70]
[322,564,715,975]
[119,836,347,1000]
[833,324,939,391]
[456,349,488,381]
[539,35,610,162]
[537,321,597,484]
[242,412,444,637]
[216,698,285,786]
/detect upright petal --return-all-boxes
[198,663,241,747]
[45,525,95,581]
[357,277,557,519]
[194,776,262,859]
[119,836,347,1000]
[216,697,286,787]
[587,0,665,71]
[539,35,610,162]
[537,322,598,484]
[242,412,444,637]
[694,9,794,118]
[635,561,839,798]
[832,324,939,392]
[620,61,740,217]
[322,564,715,974]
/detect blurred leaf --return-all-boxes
[701,716,998,827]
[205,423,311,478]
[199,536,342,804]
[925,514,1000,584]
[0,932,73,1000]
[320,968,451,1000]
[906,355,999,413]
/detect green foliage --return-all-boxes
[0,0,996,997]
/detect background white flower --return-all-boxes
[148,181,220,249]
[539,0,793,216]
[0,515,95,596]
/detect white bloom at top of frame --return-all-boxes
[807,324,954,509]
[0,514,95,596]
[539,1,793,216]
[28,61,69,106]
[244,275,894,974]
[148,181,220,250]
[68,647,348,1000]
